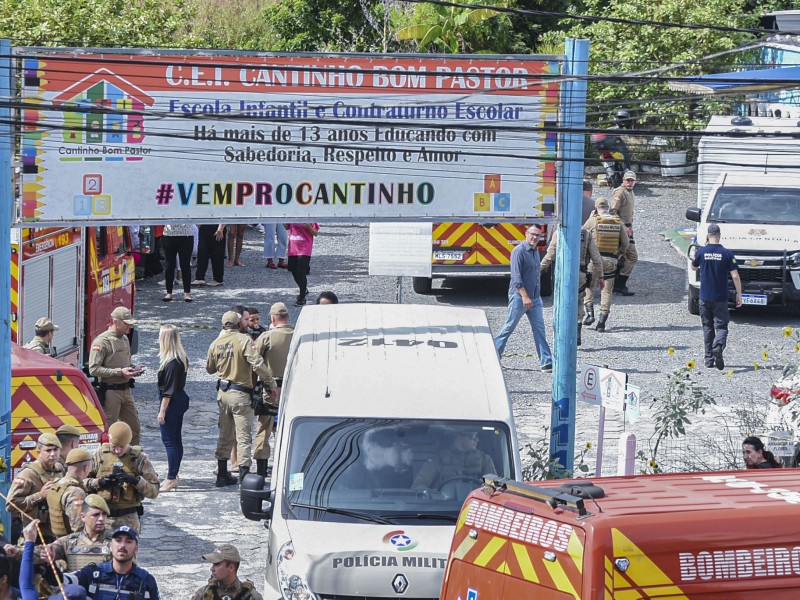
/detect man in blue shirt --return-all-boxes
[494,224,553,372]
[691,223,742,370]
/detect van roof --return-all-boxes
[715,172,800,187]
[11,344,85,376]
[704,115,800,135]
[282,303,512,422]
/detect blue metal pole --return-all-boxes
[549,38,590,473]
[0,39,12,537]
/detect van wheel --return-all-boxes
[540,269,553,298]
[413,277,433,295]
[688,285,700,315]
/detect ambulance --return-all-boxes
[11,225,136,366]
[441,472,800,599]
[241,304,521,599]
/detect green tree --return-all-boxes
[183,0,275,50]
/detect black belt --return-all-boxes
[110,506,139,517]
[218,379,253,394]
[600,252,618,258]
[104,383,129,391]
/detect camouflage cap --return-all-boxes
[56,424,82,437]
[83,494,110,515]
[65,447,91,465]
[34,317,59,332]
[38,433,62,449]
[110,306,136,324]
[623,170,637,181]
[202,543,241,564]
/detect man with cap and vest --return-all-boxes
[47,448,93,537]
[583,198,629,333]
[610,170,638,296]
[192,544,262,600]
[55,425,82,472]
[540,227,604,347]
[691,223,742,370]
[63,525,161,599]
[25,318,59,355]
[43,495,114,574]
[84,422,159,534]
[6,433,64,541]
[207,310,274,487]
[88,307,144,446]
[253,303,294,478]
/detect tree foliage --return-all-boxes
[183,0,275,50]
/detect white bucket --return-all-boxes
[660,150,687,177]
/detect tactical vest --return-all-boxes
[202,580,257,600]
[19,461,60,525]
[95,444,141,509]
[438,449,486,483]
[64,531,112,570]
[594,215,623,255]
[46,477,81,537]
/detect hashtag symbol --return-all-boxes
[155,183,174,205]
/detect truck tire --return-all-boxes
[413,277,433,295]
[687,285,700,316]
[540,269,553,298]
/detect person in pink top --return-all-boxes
[285,223,319,305]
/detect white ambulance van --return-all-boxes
[241,303,521,600]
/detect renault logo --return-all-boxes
[392,573,409,595]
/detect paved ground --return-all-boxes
[126,174,798,596]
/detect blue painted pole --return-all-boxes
[0,38,12,537]
[549,38,590,473]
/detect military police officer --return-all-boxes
[24,318,58,355]
[47,448,93,537]
[85,422,160,534]
[88,307,143,445]
[55,424,82,472]
[43,494,114,574]
[583,198,630,332]
[413,430,496,490]
[192,544,263,600]
[207,311,273,487]
[610,170,638,295]
[6,432,64,541]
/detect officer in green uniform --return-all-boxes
[88,307,143,445]
[55,424,82,472]
[24,317,58,355]
[413,430,496,490]
[47,448,93,536]
[207,311,273,487]
[6,433,64,541]
[84,422,160,533]
[192,544,263,600]
[44,494,113,574]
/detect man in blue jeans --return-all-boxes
[691,223,742,370]
[494,224,553,372]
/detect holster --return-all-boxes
[94,382,108,407]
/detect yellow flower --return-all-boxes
[762,350,769,361]
[687,360,695,369]
[783,326,794,338]
[667,347,675,356]
[649,459,658,468]
[585,442,593,449]
[727,369,733,378]
[795,343,799,353]
[754,361,759,371]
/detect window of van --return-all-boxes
[284,418,514,524]
[708,187,800,225]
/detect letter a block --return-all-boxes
[484,174,501,193]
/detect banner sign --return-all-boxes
[18,50,561,225]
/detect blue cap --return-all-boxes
[111,525,138,541]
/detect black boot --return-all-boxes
[582,304,595,326]
[614,275,634,296]
[595,312,609,332]
[256,459,268,478]
[577,323,582,347]
[215,460,237,487]
[238,466,250,485]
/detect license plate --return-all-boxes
[741,294,767,306]
[434,250,464,261]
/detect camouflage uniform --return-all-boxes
[6,459,64,539]
[85,443,159,533]
[192,578,263,600]
[610,185,638,277]
[46,474,87,536]
[49,529,113,571]
[88,328,141,445]
[24,336,52,355]
[540,229,603,322]
[583,213,629,314]
[412,448,496,489]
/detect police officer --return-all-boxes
[413,430,496,490]
[610,170,638,296]
[191,544,262,600]
[540,228,604,347]
[253,303,294,478]
[87,307,143,445]
[6,433,64,541]
[85,422,159,534]
[24,318,59,355]
[583,198,629,332]
[207,311,273,487]
[47,448,93,537]
[63,525,161,599]
[55,425,82,472]
[41,495,113,580]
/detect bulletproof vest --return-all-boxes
[65,531,112,570]
[95,444,141,509]
[20,461,60,525]
[438,449,485,483]
[202,580,256,600]
[594,215,623,254]
[46,477,81,537]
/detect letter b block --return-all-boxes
[474,193,490,212]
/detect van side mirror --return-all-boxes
[685,207,701,222]
[241,473,273,521]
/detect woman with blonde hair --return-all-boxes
[157,324,190,491]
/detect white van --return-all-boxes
[241,303,521,600]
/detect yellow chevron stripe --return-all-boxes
[511,542,539,583]
[497,561,511,575]
[10,248,19,339]
[474,536,506,567]
[567,530,584,574]
[611,528,689,598]
[542,557,579,599]
[451,535,477,561]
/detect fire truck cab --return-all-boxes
[441,472,800,599]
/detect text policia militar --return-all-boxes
[153,180,436,208]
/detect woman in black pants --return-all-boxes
[192,224,226,286]
[157,324,190,492]
[162,224,194,302]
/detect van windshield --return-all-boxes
[284,418,513,524]
[707,187,800,225]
